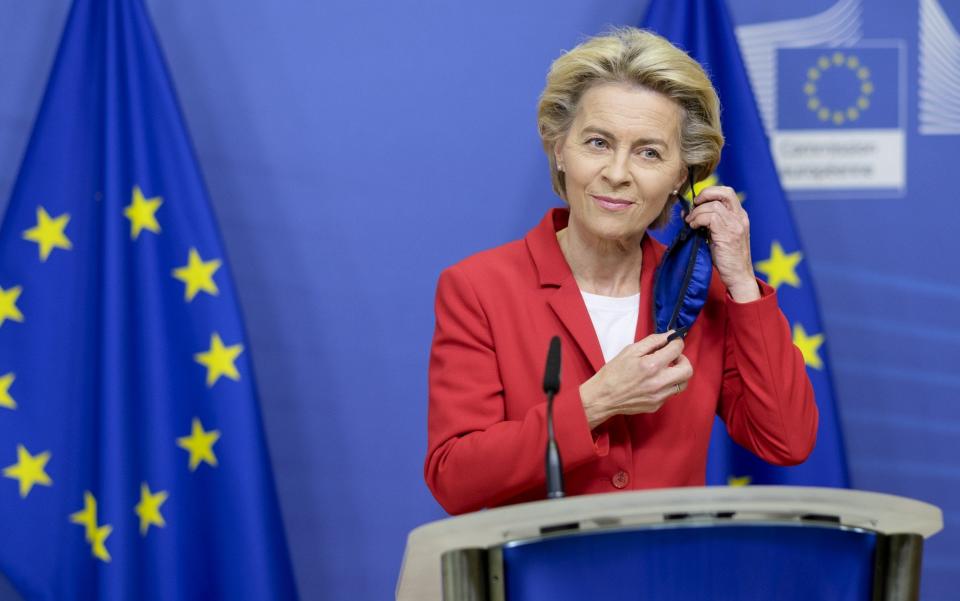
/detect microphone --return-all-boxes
[543,336,565,499]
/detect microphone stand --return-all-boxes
[543,336,565,499]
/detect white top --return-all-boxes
[580,290,639,362]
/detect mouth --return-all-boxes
[590,194,634,212]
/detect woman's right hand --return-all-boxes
[579,332,693,430]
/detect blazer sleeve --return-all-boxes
[716,279,819,465]
[425,266,601,515]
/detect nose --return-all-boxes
[601,149,631,189]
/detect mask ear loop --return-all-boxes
[665,166,706,344]
[688,165,711,243]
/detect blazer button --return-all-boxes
[612,470,629,489]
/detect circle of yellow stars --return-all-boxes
[805,52,874,126]
[1,184,245,562]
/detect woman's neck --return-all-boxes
[557,222,644,297]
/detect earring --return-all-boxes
[557,163,564,172]
[671,189,678,196]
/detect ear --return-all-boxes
[553,138,566,171]
[673,168,688,194]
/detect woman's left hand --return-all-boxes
[685,185,761,303]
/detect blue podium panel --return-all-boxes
[502,524,876,601]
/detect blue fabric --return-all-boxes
[503,524,876,600]
[0,0,298,598]
[652,223,712,336]
[642,0,849,487]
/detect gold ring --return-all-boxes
[675,383,682,394]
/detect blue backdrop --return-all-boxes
[0,0,956,599]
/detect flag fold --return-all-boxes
[0,0,298,598]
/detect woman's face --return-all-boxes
[555,83,687,244]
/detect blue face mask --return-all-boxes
[652,168,712,339]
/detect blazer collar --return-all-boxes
[525,208,666,372]
[525,208,575,287]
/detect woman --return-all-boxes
[425,28,818,515]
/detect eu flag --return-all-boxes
[641,0,850,488]
[778,47,900,130]
[0,0,298,598]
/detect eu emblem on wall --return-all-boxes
[772,46,905,198]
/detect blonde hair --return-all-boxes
[537,27,724,226]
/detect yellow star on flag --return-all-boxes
[0,373,16,410]
[177,418,221,471]
[89,523,112,562]
[123,186,162,239]
[683,172,719,203]
[793,323,825,370]
[69,491,100,541]
[172,248,221,301]
[0,285,24,328]
[135,482,168,535]
[69,491,112,561]
[194,332,244,387]
[22,206,72,261]
[3,444,52,498]
[728,475,752,487]
[755,241,803,290]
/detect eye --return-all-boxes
[638,148,661,160]
[586,137,608,149]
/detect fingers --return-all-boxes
[648,337,684,367]
[691,185,741,211]
[623,334,683,372]
[663,354,693,394]
[644,354,694,406]
[686,207,746,236]
[590,336,692,420]
[629,331,674,356]
[686,196,736,220]
[687,186,745,226]
[685,204,724,231]
[686,198,749,240]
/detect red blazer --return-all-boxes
[425,209,818,515]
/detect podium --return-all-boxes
[397,487,942,601]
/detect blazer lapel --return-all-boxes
[635,234,663,342]
[526,209,668,373]
[547,278,605,373]
[526,208,605,373]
